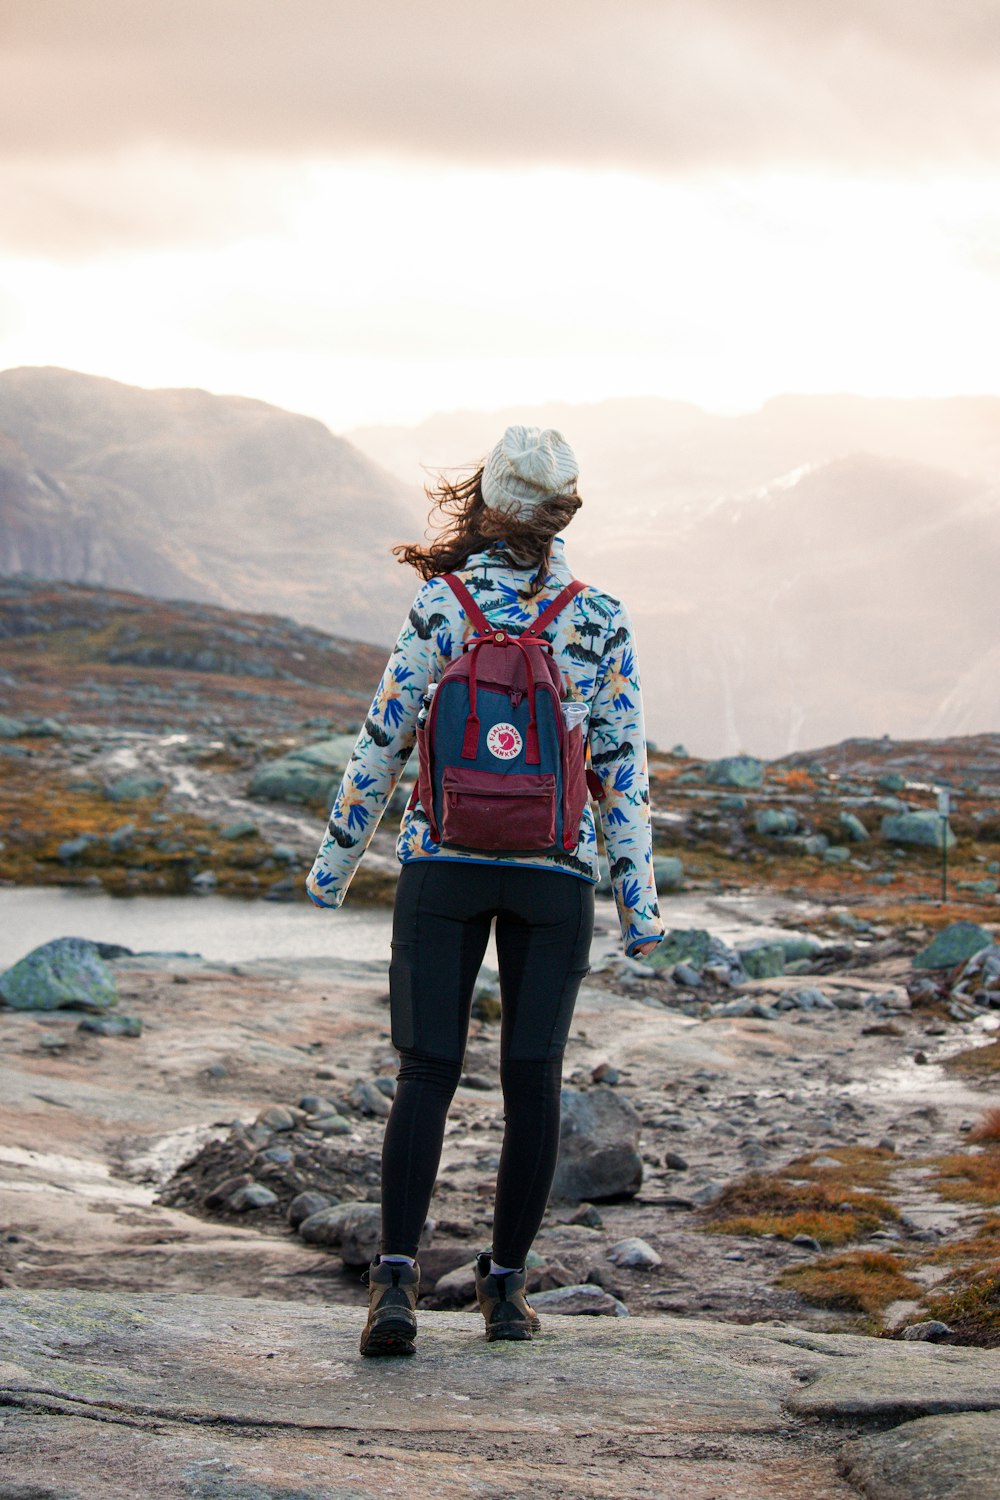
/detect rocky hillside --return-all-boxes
[0,366,423,645]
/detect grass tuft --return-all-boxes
[944,1041,1000,1078]
[923,1268,1000,1348]
[968,1107,1000,1145]
[703,1169,898,1247]
[779,1251,920,1317]
[930,1146,1000,1207]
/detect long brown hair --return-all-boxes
[393,466,582,598]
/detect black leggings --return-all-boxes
[380,860,595,1266]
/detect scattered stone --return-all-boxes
[219,819,258,840]
[459,1073,494,1090]
[57,835,94,862]
[306,1115,353,1136]
[791,1234,822,1252]
[528,1284,629,1317]
[190,871,218,892]
[901,1320,953,1342]
[823,846,851,863]
[607,1237,662,1270]
[204,1174,254,1209]
[838,811,870,842]
[569,1204,604,1228]
[349,1079,393,1117]
[77,1014,143,1037]
[103,774,165,802]
[372,1074,396,1098]
[551,1086,644,1203]
[298,1095,338,1116]
[672,962,702,988]
[106,823,136,852]
[255,1105,296,1132]
[0,937,118,1013]
[755,808,798,836]
[287,1191,333,1229]
[228,1183,279,1211]
[663,1151,689,1171]
[704,755,764,789]
[591,1062,620,1085]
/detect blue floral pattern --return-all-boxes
[306,536,663,955]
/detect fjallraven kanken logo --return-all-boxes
[487,723,522,760]
[414,575,590,854]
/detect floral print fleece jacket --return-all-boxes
[306,536,664,956]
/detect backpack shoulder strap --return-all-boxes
[442,574,493,636]
[524,579,586,639]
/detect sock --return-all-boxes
[490,1260,524,1278]
[379,1254,416,1266]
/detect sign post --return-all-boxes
[937,789,951,903]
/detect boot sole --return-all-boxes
[485,1322,533,1342]
[359,1316,417,1357]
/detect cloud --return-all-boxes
[2,0,999,176]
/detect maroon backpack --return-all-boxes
[413,575,593,854]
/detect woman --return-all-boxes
[306,425,663,1355]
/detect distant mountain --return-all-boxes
[0,367,424,645]
[4,372,996,755]
[349,400,1000,756]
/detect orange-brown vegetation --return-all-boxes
[702,1169,899,1247]
[944,1041,1000,1077]
[779,1251,920,1318]
[923,1267,1000,1348]
[968,1108,1000,1145]
[929,1145,1000,1207]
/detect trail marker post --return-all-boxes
[937,788,951,903]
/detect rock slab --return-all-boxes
[3,1291,1000,1499]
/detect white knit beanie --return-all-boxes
[481,425,579,518]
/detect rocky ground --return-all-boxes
[1,907,998,1346]
[3,577,1000,1493]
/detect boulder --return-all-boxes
[103,774,165,802]
[755,809,797,836]
[652,855,684,889]
[529,1284,628,1316]
[249,737,356,805]
[607,1237,662,1270]
[839,811,870,842]
[551,1086,643,1203]
[0,937,118,1012]
[647,929,744,982]
[704,755,764,789]
[881,811,955,850]
[297,1201,434,1264]
[737,941,786,979]
[914,922,992,971]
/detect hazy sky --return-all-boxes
[2,0,999,427]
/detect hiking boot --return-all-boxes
[359,1259,420,1357]
[475,1251,541,1341]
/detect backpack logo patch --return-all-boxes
[487,723,522,760]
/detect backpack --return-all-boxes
[413,573,592,854]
